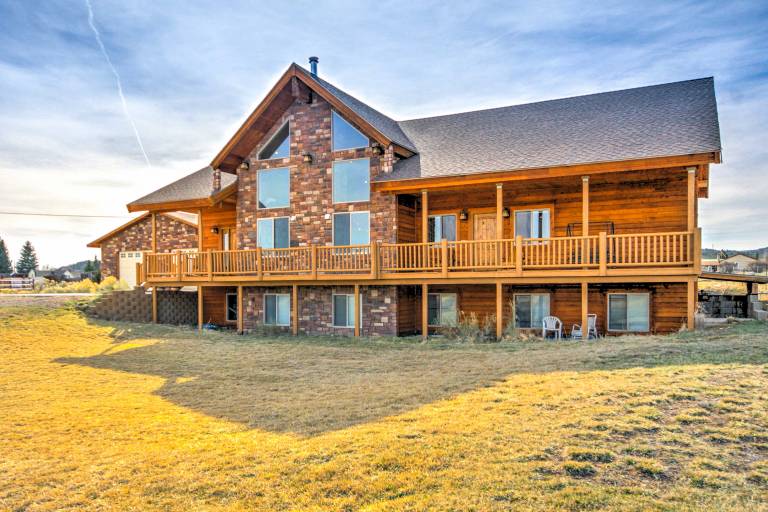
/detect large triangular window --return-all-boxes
[258,122,290,160]
[332,111,368,151]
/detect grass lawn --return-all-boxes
[1,302,767,511]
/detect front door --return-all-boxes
[474,214,497,240]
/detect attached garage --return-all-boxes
[119,251,145,288]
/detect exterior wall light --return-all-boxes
[211,226,219,234]
[459,209,468,221]
[238,160,250,171]
[371,143,383,155]
[303,153,313,164]
[502,207,510,218]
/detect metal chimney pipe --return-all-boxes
[309,56,318,76]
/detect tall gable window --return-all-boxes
[258,122,290,160]
[332,111,368,151]
[258,167,290,208]
[333,159,370,203]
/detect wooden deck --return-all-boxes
[141,230,700,285]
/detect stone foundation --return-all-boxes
[243,285,398,336]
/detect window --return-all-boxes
[515,209,550,238]
[264,293,290,326]
[428,293,457,326]
[258,167,290,208]
[226,293,238,322]
[608,293,649,332]
[514,294,550,329]
[333,212,369,245]
[258,122,290,160]
[257,217,289,248]
[332,111,368,151]
[428,215,457,242]
[333,159,370,203]
[332,294,362,328]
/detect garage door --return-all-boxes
[119,251,144,288]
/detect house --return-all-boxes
[88,211,198,287]
[115,58,721,336]
[719,253,759,273]
[701,258,720,273]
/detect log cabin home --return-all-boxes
[119,58,721,337]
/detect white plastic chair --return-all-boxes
[542,316,563,339]
[571,314,598,340]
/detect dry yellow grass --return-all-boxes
[1,302,767,511]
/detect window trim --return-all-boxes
[225,292,238,323]
[513,206,553,239]
[512,293,551,329]
[332,211,371,246]
[427,214,458,242]
[256,216,291,249]
[257,120,291,161]
[427,292,458,327]
[331,293,363,328]
[607,292,650,333]
[331,110,369,152]
[257,167,291,210]
[332,157,371,204]
[263,293,291,326]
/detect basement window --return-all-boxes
[264,293,290,326]
[428,293,457,327]
[332,111,368,151]
[332,293,363,328]
[514,293,550,329]
[257,122,290,160]
[608,293,649,332]
[226,293,238,322]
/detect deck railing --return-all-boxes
[142,230,698,282]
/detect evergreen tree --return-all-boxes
[0,237,11,274]
[84,260,94,273]
[15,241,38,275]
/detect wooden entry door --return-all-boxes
[474,214,497,240]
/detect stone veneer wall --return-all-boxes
[100,215,198,279]
[235,90,398,250]
[243,285,398,336]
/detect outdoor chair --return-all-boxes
[542,316,563,339]
[571,314,598,340]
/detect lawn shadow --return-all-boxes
[57,319,768,436]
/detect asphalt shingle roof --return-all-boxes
[377,77,721,182]
[128,166,237,207]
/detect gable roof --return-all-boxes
[379,77,721,182]
[87,212,198,248]
[298,66,416,153]
[127,166,237,212]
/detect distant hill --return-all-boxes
[702,247,768,259]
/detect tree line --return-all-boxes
[0,237,39,275]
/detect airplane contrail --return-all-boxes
[85,0,151,168]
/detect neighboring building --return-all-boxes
[720,253,759,272]
[111,60,722,335]
[701,259,720,273]
[88,212,198,287]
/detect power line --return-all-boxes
[0,211,128,219]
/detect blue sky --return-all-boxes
[0,0,767,267]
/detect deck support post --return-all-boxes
[197,208,204,251]
[256,247,263,280]
[515,235,523,276]
[421,283,429,340]
[599,232,607,276]
[311,245,317,279]
[496,184,503,265]
[237,285,244,334]
[441,239,448,277]
[151,286,158,324]
[207,249,213,281]
[582,176,589,265]
[197,286,203,331]
[687,167,696,232]
[694,227,702,274]
[421,190,429,243]
[370,241,379,279]
[151,213,157,253]
[687,279,696,331]
[581,282,588,339]
[354,284,360,337]
[292,285,299,336]
[496,282,503,340]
